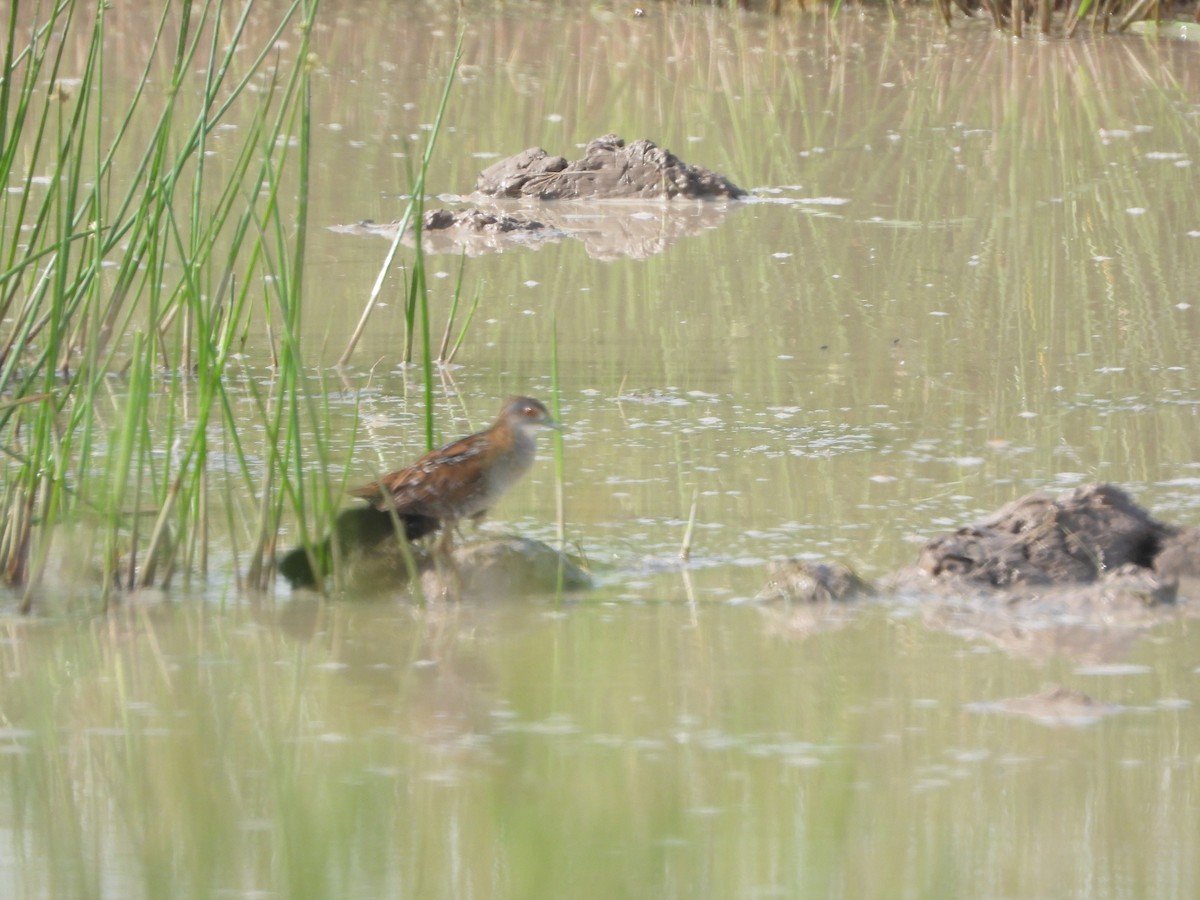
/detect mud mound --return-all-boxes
[474,134,745,201]
[913,483,1173,589]
[754,484,1196,657]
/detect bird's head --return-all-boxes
[502,396,562,433]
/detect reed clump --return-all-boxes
[0,1,479,609]
[924,0,1193,36]
[766,0,1197,37]
[0,0,322,609]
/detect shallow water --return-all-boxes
[5,1,1200,896]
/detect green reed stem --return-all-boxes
[337,33,462,378]
[437,253,468,362]
[550,317,566,549]
[443,284,483,367]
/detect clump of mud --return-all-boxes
[330,134,745,259]
[757,484,1200,658]
[881,483,1197,608]
[910,483,1172,589]
[474,134,746,201]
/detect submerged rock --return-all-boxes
[422,207,545,233]
[332,200,737,260]
[474,134,746,201]
[883,485,1185,659]
[280,526,589,600]
[278,505,436,590]
[749,560,871,642]
[1151,526,1200,581]
[420,536,591,600]
[328,208,564,257]
[890,484,1186,655]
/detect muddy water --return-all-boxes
[5,2,1200,897]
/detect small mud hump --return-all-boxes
[1152,525,1200,581]
[415,208,560,256]
[756,559,872,604]
[475,134,746,201]
[752,560,870,641]
[423,207,548,234]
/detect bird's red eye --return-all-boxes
[524,406,539,417]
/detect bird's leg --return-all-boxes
[429,521,461,600]
[434,521,456,558]
[468,509,489,536]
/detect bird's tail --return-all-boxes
[278,536,331,589]
[278,506,440,588]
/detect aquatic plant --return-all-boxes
[0,0,321,607]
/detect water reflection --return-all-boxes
[922,601,1166,663]
[275,596,506,748]
[331,199,744,260]
[966,683,1125,727]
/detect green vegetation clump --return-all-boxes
[0,0,322,608]
[0,0,474,611]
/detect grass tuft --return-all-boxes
[0,0,321,608]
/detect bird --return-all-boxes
[279,396,561,588]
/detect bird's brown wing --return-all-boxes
[349,435,491,518]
